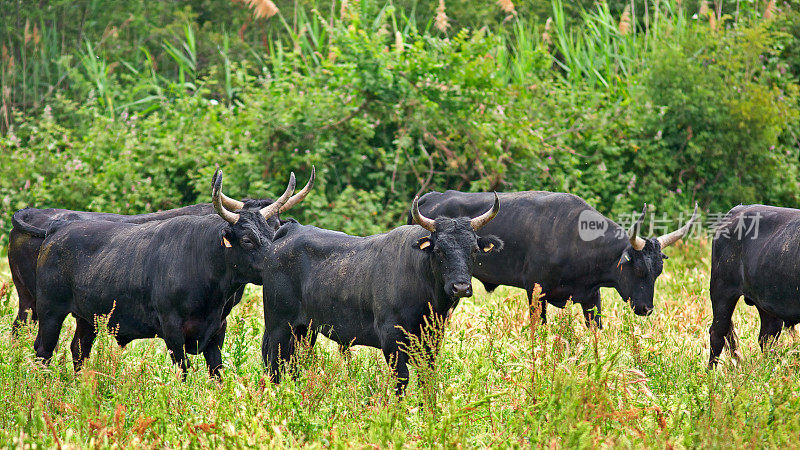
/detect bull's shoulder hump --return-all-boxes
[57,213,219,237]
[723,204,800,224]
[273,224,364,252]
[424,190,560,209]
[125,203,214,222]
[286,224,423,252]
[382,224,427,241]
[493,191,594,213]
[467,190,588,206]
[729,204,800,215]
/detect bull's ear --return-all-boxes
[220,229,233,248]
[617,250,631,267]
[478,235,503,253]
[661,253,669,260]
[415,236,434,252]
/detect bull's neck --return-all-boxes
[583,226,631,292]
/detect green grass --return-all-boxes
[2,238,800,447]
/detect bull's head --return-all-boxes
[614,203,697,316]
[212,167,314,281]
[212,166,315,230]
[411,194,504,299]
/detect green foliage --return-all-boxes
[1,0,800,242]
[634,21,800,212]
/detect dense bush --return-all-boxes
[633,21,800,212]
[1,0,799,246]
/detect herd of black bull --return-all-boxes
[6,167,797,395]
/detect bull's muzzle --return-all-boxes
[451,282,473,298]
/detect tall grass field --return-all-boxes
[1,237,799,447]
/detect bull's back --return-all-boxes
[15,204,216,229]
[416,190,617,288]
[39,217,221,305]
[275,224,430,300]
[38,221,147,303]
[418,190,600,243]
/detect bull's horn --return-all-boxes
[411,196,436,232]
[280,166,315,213]
[658,203,698,249]
[628,204,647,251]
[212,170,240,225]
[259,173,296,220]
[470,192,500,230]
[213,166,245,211]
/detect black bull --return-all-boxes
[411,190,697,328]
[261,195,502,395]
[24,169,313,376]
[10,203,265,333]
[709,204,800,366]
[9,169,294,333]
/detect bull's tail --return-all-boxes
[11,210,47,238]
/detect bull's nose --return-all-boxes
[634,305,654,316]
[452,283,473,298]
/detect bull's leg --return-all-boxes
[286,325,313,381]
[34,309,70,364]
[261,331,271,375]
[162,331,190,379]
[756,305,783,351]
[168,345,189,379]
[10,268,36,336]
[380,328,410,397]
[308,328,319,348]
[70,317,97,372]
[416,316,447,399]
[723,323,742,365]
[264,326,295,383]
[580,290,603,329]
[708,287,740,368]
[383,347,410,398]
[787,323,799,342]
[203,321,226,379]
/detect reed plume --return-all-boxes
[435,0,449,33]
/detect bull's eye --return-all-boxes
[241,236,255,249]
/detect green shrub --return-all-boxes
[2,0,800,245]
[634,21,800,213]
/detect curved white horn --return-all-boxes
[411,196,436,232]
[470,192,500,230]
[658,203,698,249]
[259,173,296,220]
[212,170,240,225]
[628,204,647,251]
[280,166,315,213]
[212,167,245,211]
